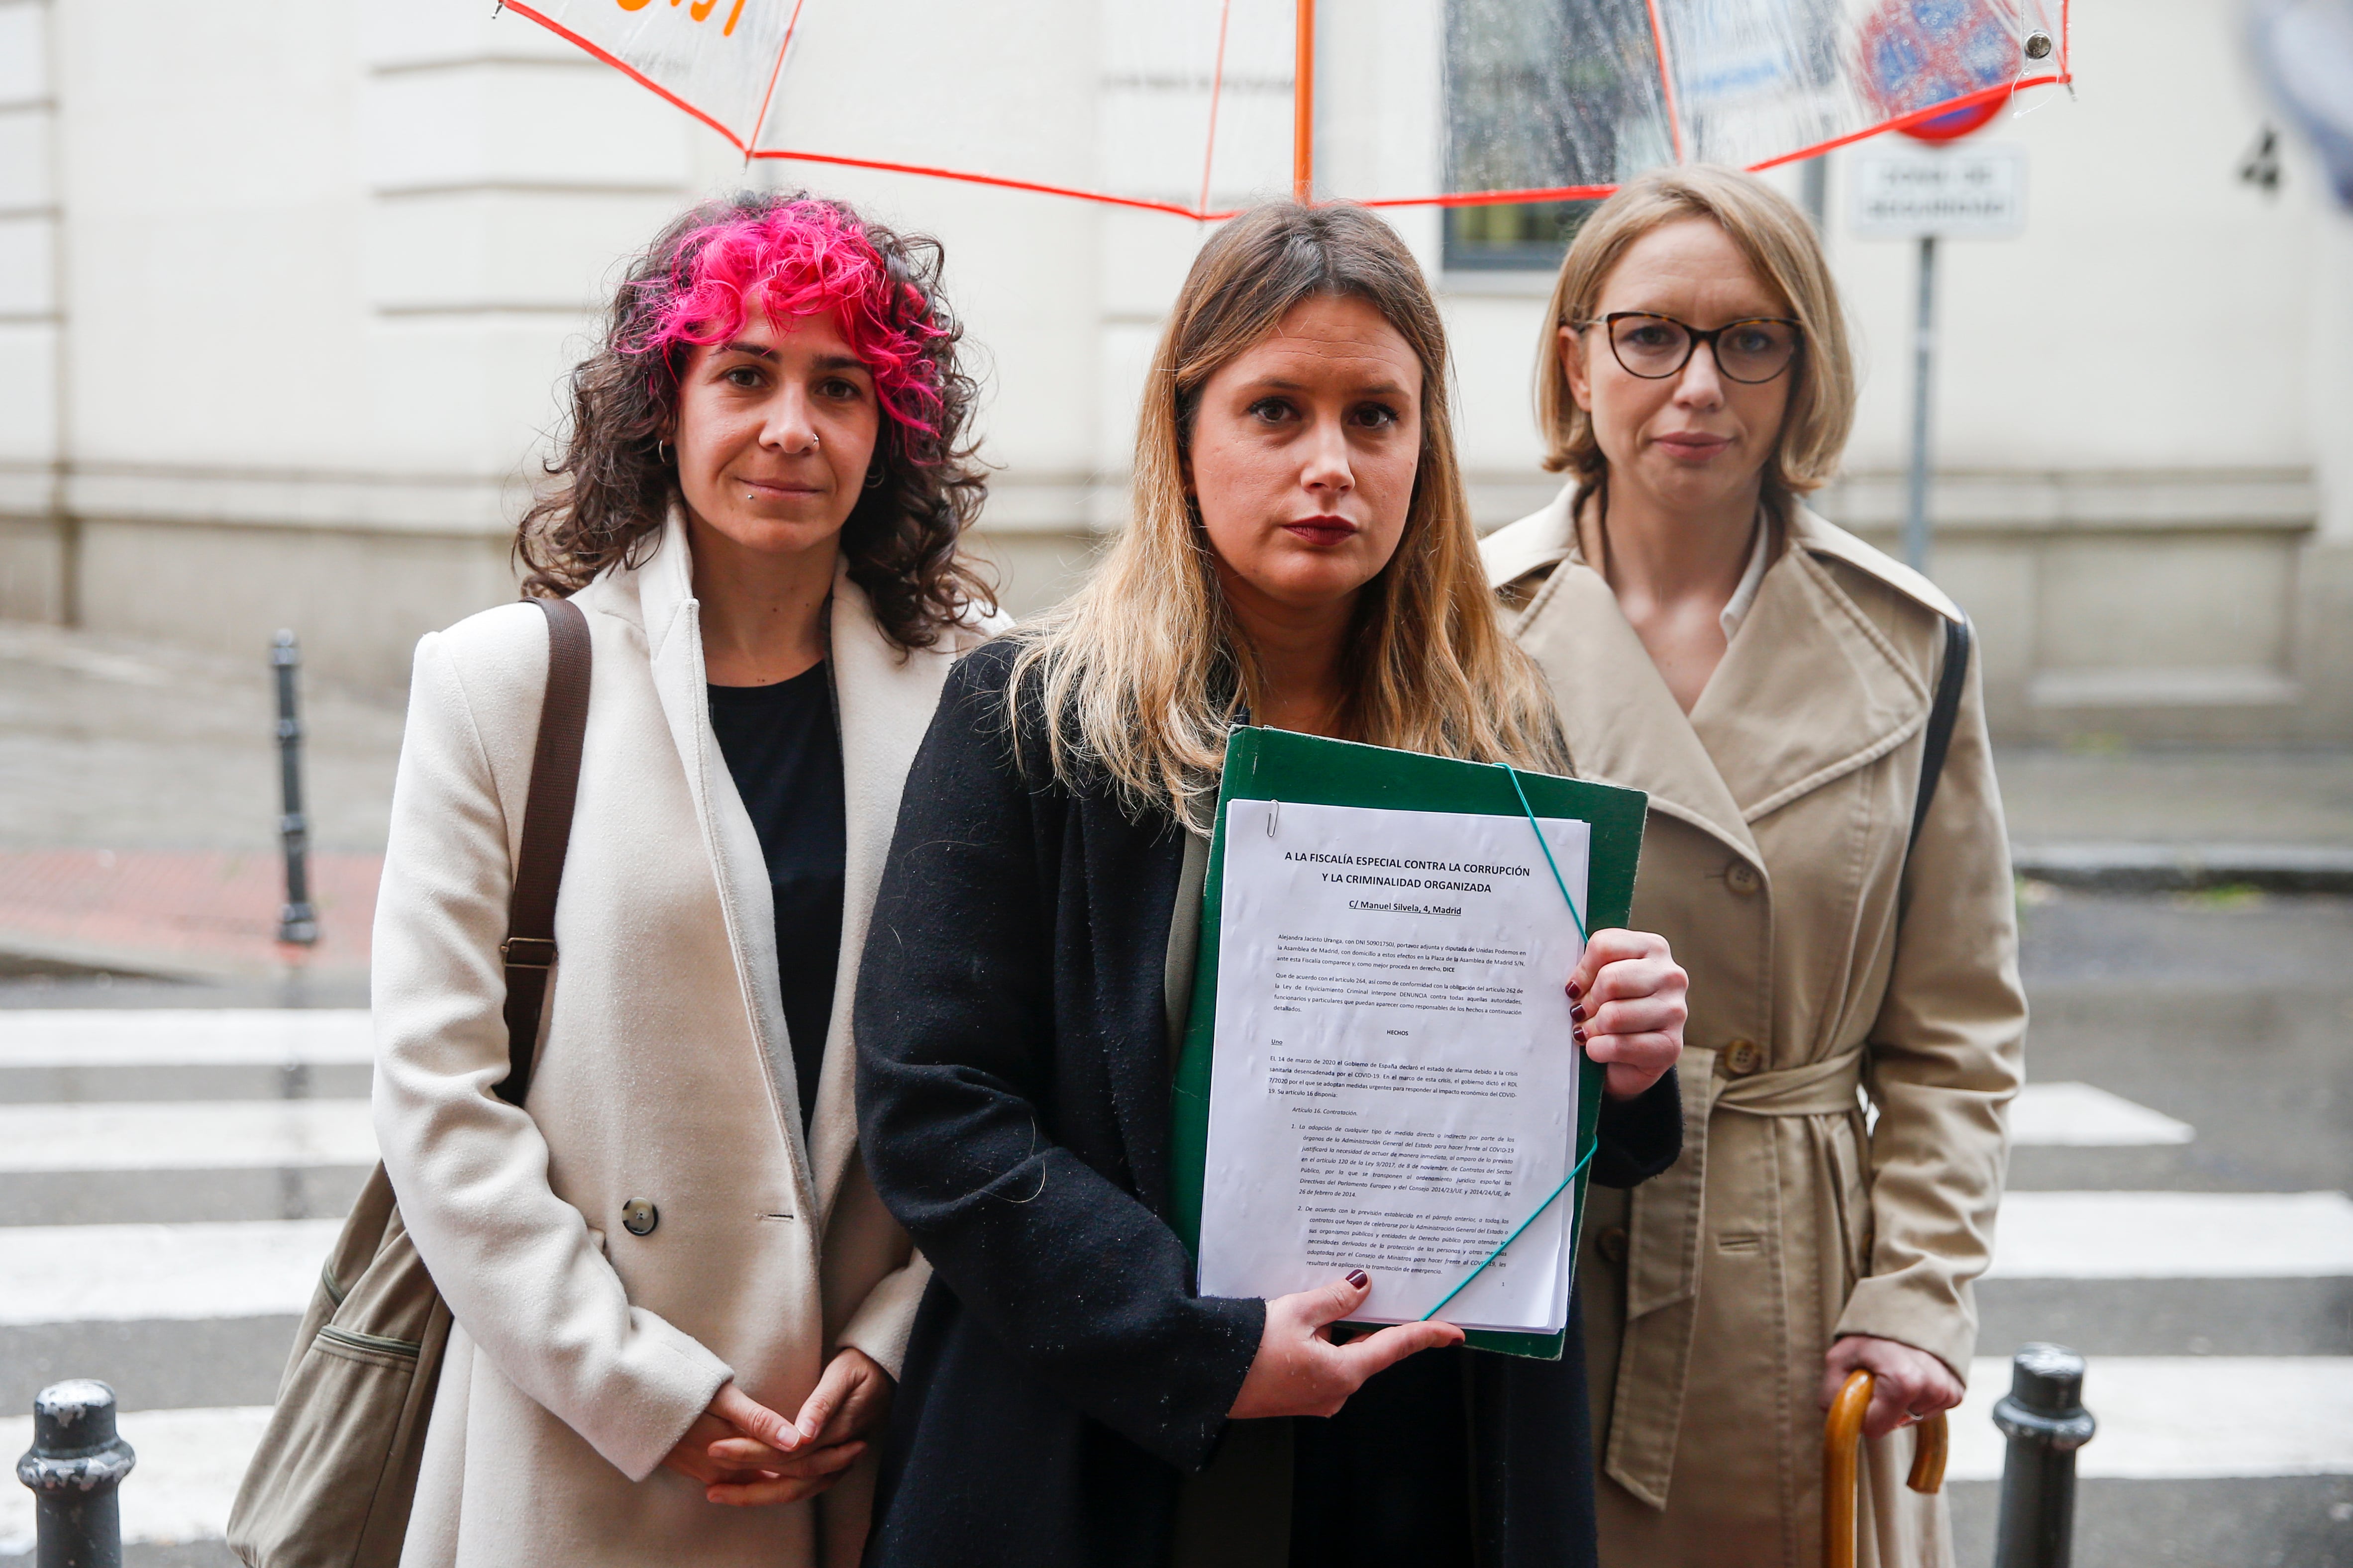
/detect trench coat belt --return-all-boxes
[1603,1045,1868,1508]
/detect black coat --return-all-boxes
[855,642,1683,1568]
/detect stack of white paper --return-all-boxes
[1196,799,1589,1334]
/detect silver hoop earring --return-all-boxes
[655,439,673,466]
[864,464,886,490]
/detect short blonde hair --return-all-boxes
[1009,202,1566,833]
[1536,165,1855,508]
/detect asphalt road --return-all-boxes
[2,888,2347,1566]
[1951,887,2353,1568]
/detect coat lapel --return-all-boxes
[1688,512,1933,823]
[1505,510,1760,865]
[634,515,818,1228]
[1498,492,1943,845]
[807,568,960,1229]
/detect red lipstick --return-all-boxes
[1281,515,1359,547]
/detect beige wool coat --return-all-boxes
[1483,487,2026,1568]
[371,513,1000,1568]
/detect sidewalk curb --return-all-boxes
[2013,842,2353,894]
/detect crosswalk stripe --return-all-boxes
[0,1220,338,1325]
[0,1006,2331,1550]
[2009,1081,2193,1146]
[0,1010,372,1068]
[1989,1190,2353,1278]
[0,1404,271,1555]
[0,1100,376,1172]
[1948,1356,2353,1481]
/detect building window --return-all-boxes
[1442,200,1600,273]
[1442,0,1658,271]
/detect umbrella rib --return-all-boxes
[500,0,747,154]
[750,146,1213,219]
[1641,0,1687,164]
[1744,75,2068,175]
[1195,0,1234,221]
[745,0,814,161]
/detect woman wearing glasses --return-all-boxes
[1482,167,2024,1568]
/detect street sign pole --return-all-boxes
[1906,233,1938,572]
[1851,139,2027,577]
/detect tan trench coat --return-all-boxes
[1482,488,2026,1568]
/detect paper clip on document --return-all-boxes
[1417,766,1595,1324]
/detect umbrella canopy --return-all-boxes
[501,0,2071,218]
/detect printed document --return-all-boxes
[1196,799,1589,1333]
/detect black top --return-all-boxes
[708,661,845,1133]
[855,640,1684,1568]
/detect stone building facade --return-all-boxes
[2,0,2346,742]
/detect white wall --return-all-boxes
[1830,0,2319,475]
[1,0,2345,736]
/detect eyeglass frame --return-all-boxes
[1570,311,1806,385]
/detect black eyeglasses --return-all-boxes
[1573,311,1804,385]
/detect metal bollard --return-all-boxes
[1992,1343,2098,1568]
[14,1380,135,1568]
[272,630,318,946]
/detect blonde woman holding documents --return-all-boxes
[1481,166,2027,1568]
[845,203,1689,1568]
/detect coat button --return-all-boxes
[1723,1039,1764,1077]
[621,1199,659,1237]
[1726,861,1761,895]
[1597,1225,1630,1265]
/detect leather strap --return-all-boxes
[495,597,592,1107]
[1907,615,1971,856]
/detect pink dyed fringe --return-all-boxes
[627,200,946,433]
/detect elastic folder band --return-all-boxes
[1420,1142,1598,1323]
[1502,764,1587,942]
[1414,767,1596,1324]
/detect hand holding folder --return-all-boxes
[1171,727,1648,1360]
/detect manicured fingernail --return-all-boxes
[1346,1269,1369,1289]
[1565,980,1583,1000]
[1569,1002,1588,1023]
[1572,1027,1588,1045]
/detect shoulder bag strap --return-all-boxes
[1906,615,1972,857]
[495,596,593,1107]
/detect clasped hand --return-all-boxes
[659,1346,893,1506]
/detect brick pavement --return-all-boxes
[0,850,378,981]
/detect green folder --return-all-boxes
[1170,727,1648,1360]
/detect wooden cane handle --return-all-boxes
[1909,1410,1949,1494]
[1823,1370,1873,1568]
[1825,1368,1951,1568]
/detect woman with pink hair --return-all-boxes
[367,191,1003,1567]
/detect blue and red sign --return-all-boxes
[1856,0,2019,141]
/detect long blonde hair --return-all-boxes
[1009,201,1566,833]
[1537,165,1857,513]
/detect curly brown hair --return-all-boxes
[514,190,994,649]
